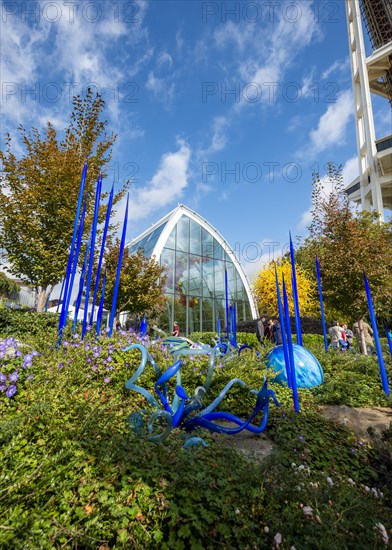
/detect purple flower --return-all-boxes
[0,373,6,382]
[9,372,19,382]
[92,365,98,371]
[85,345,90,351]
[0,383,6,391]
[15,350,22,357]
[107,355,112,362]
[23,361,32,369]
[63,341,69,347]
[26,374,34,381]
[104,376,111,383]
[32,350,39,356]
[6,385,17,398]
[24,354,33,363]
[58,362,65,370]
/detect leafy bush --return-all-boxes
[0,308,60,346]
[0,329,391,548]
[189,331,260,348]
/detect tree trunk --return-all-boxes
[358,317,368,356]
[36,286,51,313]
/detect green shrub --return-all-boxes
[189,331,260,348]
[0,309,60,350]
[0,330,391,548]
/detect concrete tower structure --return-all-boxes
[345,0,392,220]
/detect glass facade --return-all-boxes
[129,210,255,335]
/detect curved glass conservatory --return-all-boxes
[127,205,257,335]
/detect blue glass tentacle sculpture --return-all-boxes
[123,342,279,445]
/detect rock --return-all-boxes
[320,405,392,449]
[211,421,275,462]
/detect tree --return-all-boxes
[253,258,317,318]
[0,89,124,312]
[104,246,167,320]
[0,272,18,298]
[297,164,392,353]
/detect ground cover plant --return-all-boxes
[0,321,391,548]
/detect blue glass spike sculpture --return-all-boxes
[123,342,280,446]
[363,271,390,396]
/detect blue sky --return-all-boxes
[1,0,391,281]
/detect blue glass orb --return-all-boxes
[266,344,324,388]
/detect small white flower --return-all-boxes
[235,508,240,515]
[290,546,297,550]
[303,506,313,518]
[347,478,355,486]
[326,477,334,486]
[376,523,389,545]
[274,533,282,546]
[371,488,378,497]
[264,526,269,534]
[298,465,305,471]
[291,463,297,469]
[364,486,370,493]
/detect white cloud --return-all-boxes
[0,0,151,135]
[146,71,175,107]
[241,240,284,281]
[342,156,359,187]
[157,51,173,68]
[125,141,191,223]
[308,89,353,154]
[322,58,350,80]
[301,69,316,98]
[200,116,229,155]
[297,209,313,232]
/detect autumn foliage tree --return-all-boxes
[253,258,317,318]
[297,164,392,352]
[104,246,167,320]
[0,90,124,312]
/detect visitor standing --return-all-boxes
[256,317,265,346]
[172,321,180,337]
[328,321,348,350]
[265,319,274,342]
[342,324,354,349]
[272,319,282,345]
[352,320,374,354]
